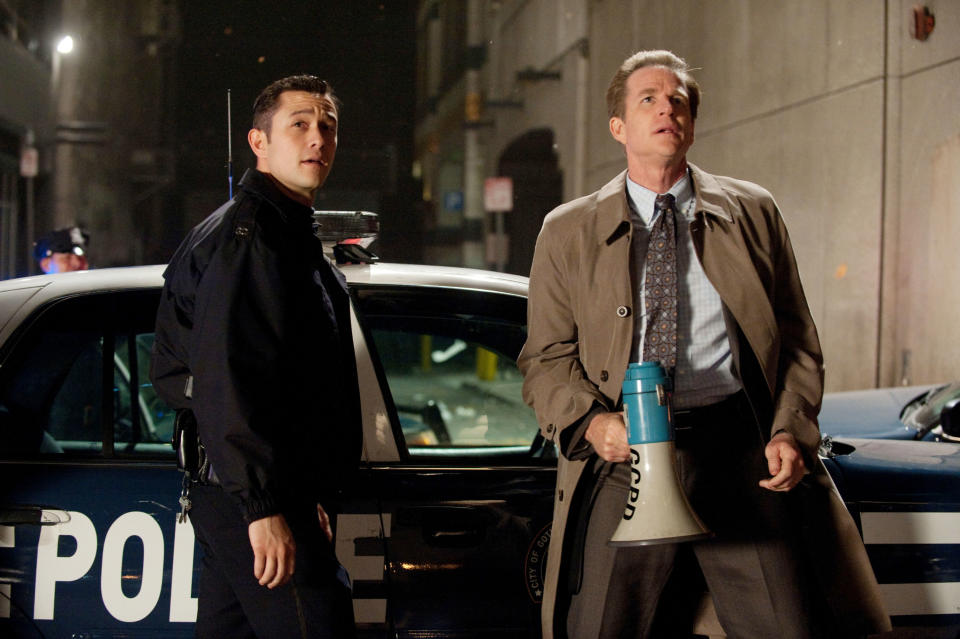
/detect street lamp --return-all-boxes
[33,34,77,274]
[52,34,75,88]
[56,35,74,54]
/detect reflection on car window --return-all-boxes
[901,382,960,436]
[113,333,177,449]
[47,332,103,451]
[373,329,536,449]
[355,284,540,458]
[0,290,174,459]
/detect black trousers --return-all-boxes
[566,399,835,639]
[189,485,355,639]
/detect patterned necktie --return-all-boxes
[642,193,679,371]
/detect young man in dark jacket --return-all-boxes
[151,75,361,638]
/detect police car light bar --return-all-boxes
[312,210,380,264]
[312,210,379,241]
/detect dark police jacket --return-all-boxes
[150,169,361,522]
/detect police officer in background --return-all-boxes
[150,75,361,638]
[33,226,90,274]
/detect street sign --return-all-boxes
[444,190,464,212]
[20,147,38,178]
[484,177,513,212]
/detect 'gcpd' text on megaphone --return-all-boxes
[609,362,712,546]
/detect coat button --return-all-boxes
[600,370,609,382]
[545,424,555,435]
[616,305,630,318]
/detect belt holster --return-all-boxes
[172,408,209,481]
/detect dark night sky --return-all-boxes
[168,0,419,259]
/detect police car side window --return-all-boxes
[0,290,174,459]
[111,332,177,453]
[48,332,104,451]
[354,285,540,459]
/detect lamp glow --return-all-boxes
[56,36,74,54]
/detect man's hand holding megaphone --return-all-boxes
[585,411,631,463]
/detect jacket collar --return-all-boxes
[238,168,315,233]
[689,163,734,223]
[596,170,632,245]
[597,163,735,245]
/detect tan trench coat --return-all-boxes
[518,165,891,638]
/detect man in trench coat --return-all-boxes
[518,50,890,639]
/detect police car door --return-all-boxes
[349,284,556,638]
[824,438,960,635]
[0,289,195,638]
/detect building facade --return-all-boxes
[0,0,179,275]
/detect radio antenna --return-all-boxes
[227,89,234,199]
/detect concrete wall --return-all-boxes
[0,36,52,277]
[881,0,960,387]
[485,0,588,200]
[415,0,589,265]
[48,0,179,268]
[0,36,52,141]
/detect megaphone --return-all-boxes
[609,362,712,546]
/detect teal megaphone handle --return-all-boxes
[622,362,673,444]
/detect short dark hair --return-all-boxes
[251,75,340,135]
[606,50,700,121]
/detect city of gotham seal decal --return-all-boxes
[524,522,551,602]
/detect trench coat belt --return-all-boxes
[672,390,746,430]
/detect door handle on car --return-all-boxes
[0,505,70,526]
[426,527,484,545]
[398,506,490,547]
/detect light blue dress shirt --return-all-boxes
[626,169,742,409]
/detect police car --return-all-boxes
[821,382,960,442]
[818,383,960,636]
[0,264,957,638]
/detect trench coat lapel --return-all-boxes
[595,170,632,244]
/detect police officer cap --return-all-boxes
[33,227,90,262]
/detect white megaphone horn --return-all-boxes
[609,362,712,546]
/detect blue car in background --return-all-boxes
[0,261,958,638]
[821,382,960,442]
[819,381,960,636]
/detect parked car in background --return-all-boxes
[820,382,960,637]
[821,381,960,442]
[0,264,957,638]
